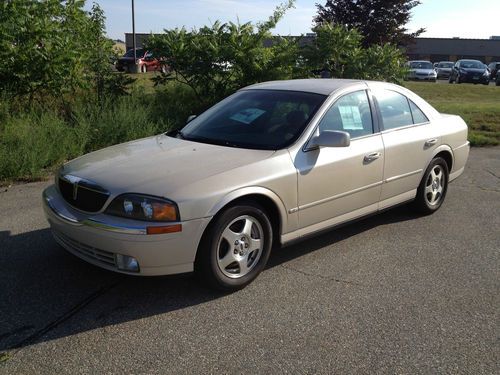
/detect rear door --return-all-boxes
[372,88,438,208]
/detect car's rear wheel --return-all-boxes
[413,157,449,214]
[195,203,273,291]
[140,64,147,73]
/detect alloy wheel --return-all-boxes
[216,215,264,279]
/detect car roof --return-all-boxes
[242,79,365,95]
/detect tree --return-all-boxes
[0,0,132,106]
[302,23,408,83]
[314,0,425,47]
[145,1,299,109]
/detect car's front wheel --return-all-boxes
[413,157,449,214]
[195,203,273,291]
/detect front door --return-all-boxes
[294,90,384,230]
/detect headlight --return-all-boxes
[483,70,490,77]
[105,194,179,222]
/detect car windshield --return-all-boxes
[438,62,454,68]
[461,61,484,69]
[124,48,144,57]
[410,62,433,69]
[177,90,327,150]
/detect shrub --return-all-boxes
[0,113,86,180]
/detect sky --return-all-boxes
[86,0,500,41]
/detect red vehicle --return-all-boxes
[115,48,167,73]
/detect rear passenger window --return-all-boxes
[375,90,413,130]
[409,100,429,124]
[318,90,373,138]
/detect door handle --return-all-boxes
[424,138,437,147]
[364,152,381,163]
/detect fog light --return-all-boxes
[115,254,140,272]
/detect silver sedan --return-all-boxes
[43,79,470,290]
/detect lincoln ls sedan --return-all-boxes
[43,79,470,290]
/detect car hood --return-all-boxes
[461,68,486,73]
[117,57,137,63]
[411,69,435,74]
[61,134,276,198]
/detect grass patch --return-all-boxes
[405,82,500,146]
[0,352,10,363]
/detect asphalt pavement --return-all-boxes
[1,147,499,374]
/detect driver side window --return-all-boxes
[318,90,374,138]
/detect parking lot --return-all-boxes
[1,147,499,374]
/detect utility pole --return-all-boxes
[132,0,138,72]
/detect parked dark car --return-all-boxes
[496,70,500,86]
[449,60,490,85]
[115,48,167,73]
[435,61,454,79]
[488,61,500,81]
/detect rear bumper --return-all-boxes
[43,185,211,276]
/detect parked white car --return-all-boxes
[407,60,437,81]
[43,79,470,290]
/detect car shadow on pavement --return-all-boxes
[0,205,419,353]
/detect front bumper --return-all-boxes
[43,185,211,276]
[458,74,489,83]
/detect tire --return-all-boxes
[140,64,147,73]
[456,75,461,84]
[413,157,449,214]
[448,75,454,84]
[194,203,273,291]
[496,80,500,87]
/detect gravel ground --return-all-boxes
[0,147,499,374]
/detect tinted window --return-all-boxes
[410,61,433,69]
[460,60,484,69]
[409,100,429,124]
[375,90,413,130]
[179,90,326,150]
[438,62,454,68]
[318,91,373,138]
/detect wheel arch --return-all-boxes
[432,145,454,172]
[206,187,288,246]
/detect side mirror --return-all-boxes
[308,130,350,149]
[186,115,197,123]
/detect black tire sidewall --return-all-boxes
[415,157,449,214]
[196,204,273,290]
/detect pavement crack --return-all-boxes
[7,281,120,357]
[279,264,363,286]
[485,169,500,180]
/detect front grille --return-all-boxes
[58,177,109,212]
[53,230,117,268]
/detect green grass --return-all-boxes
[405,82,500,146]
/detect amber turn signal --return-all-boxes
[152,202,178,221]
[146,224,182,235]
